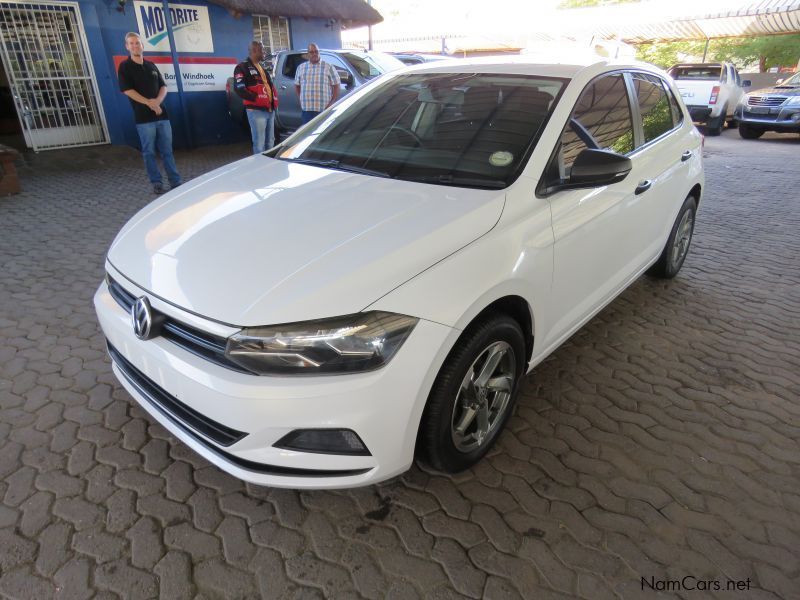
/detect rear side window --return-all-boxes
[557,73,635,173]
[668,66,722,81]
[632,73,676,143]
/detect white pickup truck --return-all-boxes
[667,63,750,135]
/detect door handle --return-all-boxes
[280,85,287,90]
[635,180,652,195]
[681,150,692,162]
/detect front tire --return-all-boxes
[739,123,764,139]
[649,195,697,279]
[419,313,526,473]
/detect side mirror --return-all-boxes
[569,149,632,187]
[742,79,752,87]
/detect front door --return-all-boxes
[543,72,648,346]
[273,53,304,131]
[0,0,108,150]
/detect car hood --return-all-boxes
[108,156,505,326]
[748,86,800,97]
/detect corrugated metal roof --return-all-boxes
[561,0,800,42]
[207,0,383,27]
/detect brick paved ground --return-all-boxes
[1,130,799,600]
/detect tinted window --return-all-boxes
[668,66,722,81]
[275,73,566,189]
[665,82,684,127]
[557,74,634,172]
[632,73,675,143]
[281,54,306,78]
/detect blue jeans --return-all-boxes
[301,110,321,124]
[136,120,181,185]
[246,109,275,154]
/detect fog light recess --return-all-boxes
[274,429,371,456]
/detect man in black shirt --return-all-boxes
[118,32,182,194]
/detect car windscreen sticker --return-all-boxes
[489,151,514,167]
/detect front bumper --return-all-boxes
[735,105,800,131]
[94,272,456,489]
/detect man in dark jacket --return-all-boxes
[233,41,279,154]
[118,32,181,194]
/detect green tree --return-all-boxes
[635,40,707,69]
[711,35,800,72]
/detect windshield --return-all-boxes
[778,72,800,86]
[274,72,566,189]
[669,66,722,81]
[340,52,405,80]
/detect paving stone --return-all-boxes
[0,135,798,598]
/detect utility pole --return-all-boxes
[162,0,194,148]
[367,0,373,50]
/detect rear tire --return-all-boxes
[705,111,725,136]
[419,313,525,473]
[649,195,697,279]
[739,123,764,139]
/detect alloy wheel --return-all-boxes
[670,209,694,270]
[450,341,517,453]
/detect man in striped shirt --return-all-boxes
[294,43,340,124]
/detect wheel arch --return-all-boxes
[689,183,702,207]
[467,295,535,366]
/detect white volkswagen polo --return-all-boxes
[96,56,703,489]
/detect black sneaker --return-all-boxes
[153,183,166,194]
[169,181,183,189]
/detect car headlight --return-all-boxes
[225,311,418,375]
[785,96,800,106]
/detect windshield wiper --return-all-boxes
[281,157,389,178]
[401,174,506,189]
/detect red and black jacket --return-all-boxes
[233,59,279,111]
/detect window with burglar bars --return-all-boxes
[0,1,108,150]
[253,16,291,61]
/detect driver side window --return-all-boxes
[554,74,635,179]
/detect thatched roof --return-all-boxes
[209,0,383,27]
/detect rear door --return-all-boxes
[626,72,693,248]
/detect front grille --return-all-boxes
[107,275,252,374]
[747,95,786,107]
[108,342,247,446]
[108,341,372,478]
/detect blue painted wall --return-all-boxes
[289,17,343,51]
[76,1,341,149]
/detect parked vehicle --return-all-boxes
[226,48,405,138]
[735,71,800,139]
[390,52,451,66]
[97,57,703,489]
[667,62,750,135]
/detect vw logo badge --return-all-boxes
[131,296,154,340]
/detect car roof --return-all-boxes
[400,54,663,80]
[670,63,724,68]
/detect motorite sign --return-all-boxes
[134,1,213,53]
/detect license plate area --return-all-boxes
[747,106,771,114]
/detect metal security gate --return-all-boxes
[0,1,109,150]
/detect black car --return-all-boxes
[736,71,800,139]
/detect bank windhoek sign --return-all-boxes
[134,1,213,53]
